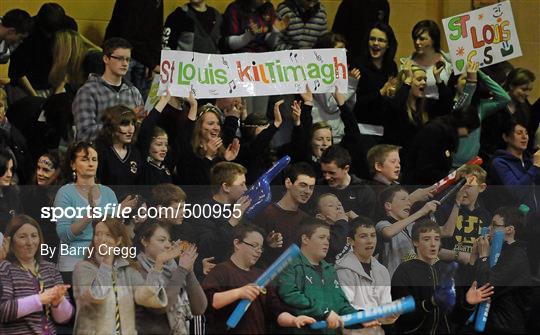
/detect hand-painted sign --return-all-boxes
[158,49,348,98]
[442,0,521,74]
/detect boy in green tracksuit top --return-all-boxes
[278,219,377,334]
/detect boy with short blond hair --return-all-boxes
[436,164,491,264]
[367,144,402,185]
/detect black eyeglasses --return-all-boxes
[108,54,131,63]
[241,240,263,252]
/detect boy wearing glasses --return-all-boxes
[202,223,316,334]
[73,37,143,141]
[470,206,532,334]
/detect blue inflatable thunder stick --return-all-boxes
[244,155,291,219]
[226,244,300,329]
[474,228,504,332]
[310,296,416,329]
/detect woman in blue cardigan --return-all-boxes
[54,142,135,281]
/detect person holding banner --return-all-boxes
[202,223,316,334]
[450,63,512,168]
[470,206,532,334]
[391,219,494,334]
[173,92,241,185]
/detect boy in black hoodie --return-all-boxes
[471,206,532,334]
[391,219,494,334]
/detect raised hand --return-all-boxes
[403,60,414,81]
[273,99,284,128]
[155,241,183,270]
[120,194,139,211]
[466,281,494,305]
[433,60,446,84]
[224,138,241,161]
[185,90,198,109]
[466,61,480,82]
[300,84,313,105]
[155,89,172,112]
[332,86,346,107]
[229,195,251,226]
[266,230,283,248]
[202,257,216,275]
[206,137,223,159]
[533,148,540,168]
[178,243,198,271]
[350,68,361,80]
[291,100,302,126]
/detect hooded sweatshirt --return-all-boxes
[335,252,391,335]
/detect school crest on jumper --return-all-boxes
[130,161,138,174]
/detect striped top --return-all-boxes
[0,259,72,335]
[275,1,328,50]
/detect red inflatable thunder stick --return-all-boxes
[431,156,483,195]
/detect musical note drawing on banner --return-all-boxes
[228,80,237,93]
[222,56,229,69]
[190,84,197,96]
[289,52,298,63]
[314,51,323,63]
[313,79,321,91]
[294,83,301,92]
[191,52,195,62]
